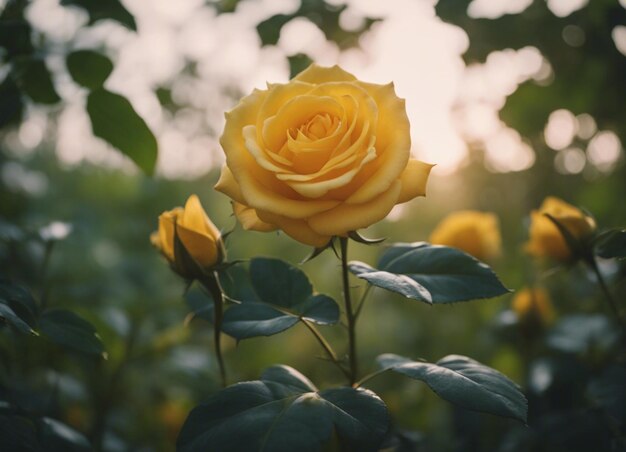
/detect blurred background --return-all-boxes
[1,0,625,450]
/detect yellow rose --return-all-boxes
[429,210,501,261]
[151,194,224,273]
[215,64,434,247]
[525,196,596,261]
[511,287,555,326]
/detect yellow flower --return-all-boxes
[525,196,596,261]
[215,64,433,247]
[429,210,501,261]
[151,195,224,272]
[511,287,555,326]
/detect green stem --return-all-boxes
[301,320,351,381]
[353,368,390,388]
[339,237,358,385]
[588,258,625,331]
[354,284,372,320]
[203,273,227,388]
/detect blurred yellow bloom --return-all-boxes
[429,210,501,261]
[525,196,596,261]
[151,194,224,272]
[511,287,556,325]
[215,64,433,247]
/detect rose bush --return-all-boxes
[215,64,433,247]
[151,194,224,273]
[525,196,596,261]
[429,210,501,261]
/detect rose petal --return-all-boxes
[214,166,246,204]
[294,64,357,84]
[176,223,219,268]
[158,208,182,261]
[397,160,434,203]
[262,95,343,151]
[257,210,331,248]
[285,142,377,198]
[221,87,341,218]
[233,202,277,232]
[341,82,410,204]
[308,180,402,235]
[181,194,221,241]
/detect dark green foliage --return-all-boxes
[221,258,339,339]
[60,0,137,30]
[66,50,114,90]
[12,57,61,104]
[177,365,389,452]
[86,89,158,175]
[288,53,314,79]
[436,0,626,142]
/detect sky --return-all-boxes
[4,0,623,180]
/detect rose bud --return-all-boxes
[151,195,225,277]
[525,196,596,261]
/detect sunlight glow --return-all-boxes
[16,0,557,178]
[587,131,622,172]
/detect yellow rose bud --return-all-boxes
[511,287,556,326]
[152,195,224,273]
[215,64,434,247]
[429,210,501,261]
[525,196,596,261]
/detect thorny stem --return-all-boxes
[339,237,358,385]
[302,320,351,381]
[203,273,227,388]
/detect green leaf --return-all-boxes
[86,89,157,175]
[0,279,38,325]
[222,302,299,339]
[222,258,339,339]
[250,257,312,309]
[177,365,389,452]
[39,309,106,357]
[66,50,114,90]
[594,229,626,260]
[0,303,35,334]
[60,0,136,30]
[12,57,61,104]
[377,354,527,423]
[349,242,510,304]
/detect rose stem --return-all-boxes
[204,273,227,388]
[302,319,351,380]
[588,257,625,332]
[339,237,358,386]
